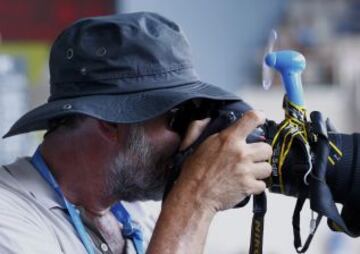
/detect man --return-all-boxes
[0,12,272,253]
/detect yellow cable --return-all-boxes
[329,141,343,157]
[328,157,335,166]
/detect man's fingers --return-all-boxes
[221,110,266,140]
[180,118,211,151]
[251,162,272,180]
[244,179,267,195]
[251,180,267,194]
[247,142,273,162]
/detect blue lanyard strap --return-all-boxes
[31,147,144,254]
[111,202,144,254]
[31,148,95,254]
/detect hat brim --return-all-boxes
[3,81,240,138]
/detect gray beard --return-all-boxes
[105,124,170,202]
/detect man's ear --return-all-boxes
[96,120,120,143]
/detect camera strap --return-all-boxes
[249,193,267,254]
[307,112,356,237]
[292,192,322,253]
[292,111,358,253]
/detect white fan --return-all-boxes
[262,29,277,90]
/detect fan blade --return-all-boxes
[262,29,277,90]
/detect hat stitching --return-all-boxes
[49,81,202,102]
[91,64,193,79]
[52,63,195,84]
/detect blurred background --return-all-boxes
[1,0,360,253]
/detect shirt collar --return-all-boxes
[5,157,64,210]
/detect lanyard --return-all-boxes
[31,148,95,254]
[31,147,144,254]
[111,203,144,254]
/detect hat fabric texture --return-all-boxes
[4,12,240,138]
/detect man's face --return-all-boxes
[106,115,181,201]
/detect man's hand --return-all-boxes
[148,110,273,254]
[176,110,272,212]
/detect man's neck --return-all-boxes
[40,134,117,214]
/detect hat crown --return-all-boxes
[49,12,198,101]
[4,12,239,139]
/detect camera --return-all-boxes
[164,98,360,253]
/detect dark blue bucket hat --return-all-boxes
[4,12,239,138]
